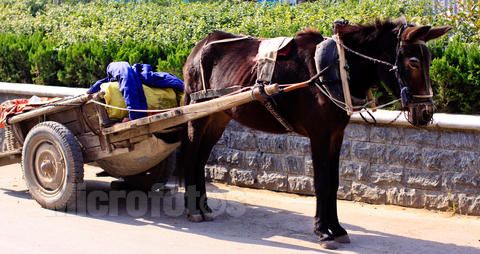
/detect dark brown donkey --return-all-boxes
[181,18,450,247]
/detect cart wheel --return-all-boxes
[22,121,84,210]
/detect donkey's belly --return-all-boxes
[226,101,295,135]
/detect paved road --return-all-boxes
[0,164,479,254]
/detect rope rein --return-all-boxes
[331,36,398,72]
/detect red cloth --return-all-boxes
[0,97,60,128]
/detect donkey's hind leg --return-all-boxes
[183,112,231,222]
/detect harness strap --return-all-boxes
[190,86,242,102]
[254,36,296,132]
[200,36,251,91]
[263,99,294,132]
[332,34,354,115]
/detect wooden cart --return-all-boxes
[0,84,280,210]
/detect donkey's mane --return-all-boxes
[295,19,402,46]
[344,19,401,44]
[296,27,322,37]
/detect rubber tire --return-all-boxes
[22,121,84,210]
[122,152,176,191]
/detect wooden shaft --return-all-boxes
[102,84,280,135]
[283,83,308,93]
[7,94,92,124]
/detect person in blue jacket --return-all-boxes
[87,62,184,120]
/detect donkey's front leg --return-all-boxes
[326,129,350,243]
[183,113,231,222]
[310,130,349,249]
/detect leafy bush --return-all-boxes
[0,33,33,83]
[431,37,480,114]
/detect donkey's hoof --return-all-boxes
[319,240,339,250]
[335,234,351,244]
[187,214,204,222]
[202,213,214,221]
[319,234,339,250]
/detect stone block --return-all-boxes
[243,151,283,172]
[443,172,480,191]
[213,148,243,166]
[370,126,403,145]
[304,156,313,176]
[284,155,305,175]
[286,136,310,156]
[344,123,370,142]
[340,139,351,159]
[386,145,422,168]
[422,148,459,171]
[256,171,287,191]
[439,131,477,150]
[256,134,288,154]
[424,192,459,212]
[406,172,442,190]
[476,134,480,153]
[229,168,256,187]
[287,176,314,195]
[350,141,373,162]
[227,131,257,150]
[369,164,403,184]
[386,187,423,208]
[351,182,386,204]
[216,132,228,146]
[402,128,439,147]
[340,160,369,181]
[457,194,480,215]
[369,143,386,164]
[337,180,352,200]
[226,121,246,132]
[456,151,479,173]
[206,165,229,182]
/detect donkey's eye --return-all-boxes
[408,57,421,69]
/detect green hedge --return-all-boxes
[0,0,479,114]
[431,37,480,114]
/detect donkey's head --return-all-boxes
[395,21,451,126]
[335,18,451,126]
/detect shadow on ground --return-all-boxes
[2,180,478,254]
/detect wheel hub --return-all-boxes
[34,143,65,192]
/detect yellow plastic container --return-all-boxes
[100,82,183,120]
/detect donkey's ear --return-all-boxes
[401,26,431,42]
[424,26,452,41]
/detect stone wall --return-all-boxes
[0,83,478,215]
[206,121,480,215]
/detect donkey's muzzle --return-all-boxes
[407,102,434,127]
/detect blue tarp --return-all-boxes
[87,62,184,120]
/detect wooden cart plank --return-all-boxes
[101,88,262,135]
[7,94,92,125]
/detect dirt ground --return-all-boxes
[0,163,479,254]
